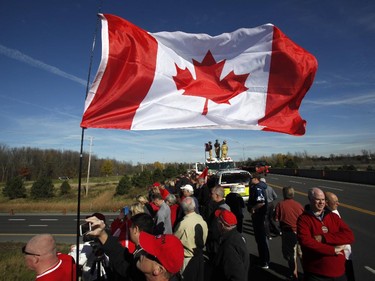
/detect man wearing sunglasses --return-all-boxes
[23,234,76,281]
[137,231,184,281]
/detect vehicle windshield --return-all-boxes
[220,172,251,185]
[207,162,235,171]
[196,163,205,172]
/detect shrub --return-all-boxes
[30,177,54,199]
[60,180,71,195]
[116,175,132,195]
[152,168,164,183]
[2,176,26,199]
[132,170,152,188]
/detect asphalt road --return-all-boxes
[1,174,374,280]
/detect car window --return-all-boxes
[220,172,251,184]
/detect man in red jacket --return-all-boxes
[297,188,354,281]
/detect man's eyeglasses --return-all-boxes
[22,245,40,256]
[142,251,161,264]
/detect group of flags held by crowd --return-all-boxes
[80,13,318,136]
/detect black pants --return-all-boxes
[252,213,270,265]
[304,272,347,281]
[265,202,280,236]
[281,230,298,275]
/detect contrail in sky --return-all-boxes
[305,94,375,106]
[0,44,87,86]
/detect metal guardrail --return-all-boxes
[270,168,375,185]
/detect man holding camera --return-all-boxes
[85,213,154,281]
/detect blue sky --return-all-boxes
[1,0,374,164]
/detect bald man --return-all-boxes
[297,188,354,281]
[325,191,355,281]
[325,191,339,213]
[23,234,75,281]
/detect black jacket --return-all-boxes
[211,229,250,281]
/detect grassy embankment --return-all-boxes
[0,242,71,281]
[0,176,145,279]
[0,176,146,214]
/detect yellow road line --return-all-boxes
[270,184,375,216]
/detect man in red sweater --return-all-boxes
[297,187,354,281]
[274,186,304,280]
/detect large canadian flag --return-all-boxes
[81,14,317,135]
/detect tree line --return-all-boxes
[0,144,190,183]
[1,144,373,183]
[1,144,373,200]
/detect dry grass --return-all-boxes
[0,178,147,213]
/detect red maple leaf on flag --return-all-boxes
[173,50,250,115]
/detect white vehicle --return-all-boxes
[194,157,236,175]
[212,169,252,201]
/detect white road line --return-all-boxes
[318,186,343,191]
[40,219,58,221]
[289,181,303,184]
[8,219,26,221]
[29,225,48,227]
[365,265,375,274]
[365,266,375,275]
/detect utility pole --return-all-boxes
[85,136,93,197]
[141,152,144,172]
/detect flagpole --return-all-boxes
[76,1,103,280]
[75,127,85,281]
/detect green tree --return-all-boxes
[2,176,26,199]
[116,175,132,195]
[60,180,71,195]
[285,158,298,168]
[177,164,187,175]
[31,177,54,199]
[101,160,113,177]
[132,170,153,188]
[152,168,164,183]
[163,165,177,179]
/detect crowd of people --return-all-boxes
[22,172,355,281]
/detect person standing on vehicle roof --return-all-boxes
[221,140,228,160]
[205,141,213,160]
[214,139,221,159]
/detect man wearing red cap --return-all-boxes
[210,209,249,281]
[137,231,184,281]
[153,182,170,200]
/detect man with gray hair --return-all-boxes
[23,234,76,280]
[151,192,172,235]
[325,191,355,281]
[297,187,354,281]
[174,196,208,281]
[274,186,304,280]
